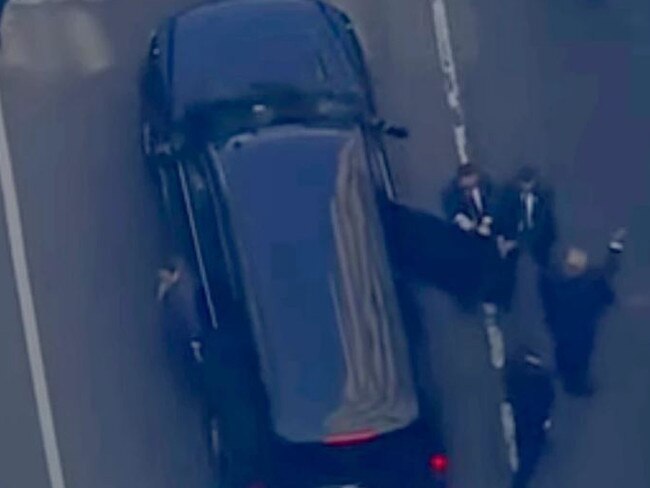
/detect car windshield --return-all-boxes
[171,1,360,119]
[179,86,366,145]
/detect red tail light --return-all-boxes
[324,429,379,446]
[429,453,449,474]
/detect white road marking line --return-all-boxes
[430,0,470,164]
[429,0,518,473]
[0,93,67,487]
[500,401,519,472]
[486,322,505,370]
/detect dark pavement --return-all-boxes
[1,1,649,487]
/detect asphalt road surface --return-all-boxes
[0,1,214,488]
[1,1,650,488]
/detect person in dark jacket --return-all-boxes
[442,163,503,311]
[156,256,209,399]
[497,165,557,266]
[442,163,495,238]
[157,256,207,359]
[493,166,557,310]
[540,228,626,396]
[506,348,555,488]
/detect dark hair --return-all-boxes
[457,163,479,179]
[516,165,539,184]
[162,255,186,273]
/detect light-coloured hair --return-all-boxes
[563,247,589,275]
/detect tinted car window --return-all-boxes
[171,0,360,120]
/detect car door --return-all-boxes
[176,151,248,329]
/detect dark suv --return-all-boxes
[140,1,447,487]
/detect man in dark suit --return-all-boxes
[540,229,626,396]
[497,166,557,266]
[441,163,502,312]
[506,348,555,488]
[492,166,557,310]
[442,163,495,238]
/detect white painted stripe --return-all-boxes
[500,401,519,472]
[0,93,67,487]
[486,322,505,370]
[430,0,519,474]
[430,0,470,164]
[453,124,470,165]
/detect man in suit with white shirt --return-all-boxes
[497,166,557,267]
[492,166,557,310]
[442,163,500,313]
[442,162,495,238]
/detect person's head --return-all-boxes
[457,163,481,192]
[515,165,540,193]
[159,256,189,280]
[562,246,589,277]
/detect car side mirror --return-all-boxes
[371,118,410,139]
[383,125,409,139]
[148,34,161,61]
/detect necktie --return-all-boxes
[521,192,535,229]
[471,187,483,216]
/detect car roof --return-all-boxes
[214,126,419,443]
[169,0,360,120]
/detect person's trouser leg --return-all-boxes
[512,434,544,488]
[495,252,518,311]
[481,247,516,309]
[555,341,577,392]
[556,333,594,394]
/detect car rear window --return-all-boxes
[218,128,418,443]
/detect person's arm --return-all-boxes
[494,188,521,255]
[543,373,556,416]
[542,373,556,432]
[603,228,626,281]
[443,184,476,231]
[543,188,558,244]
[477,180,495,236]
